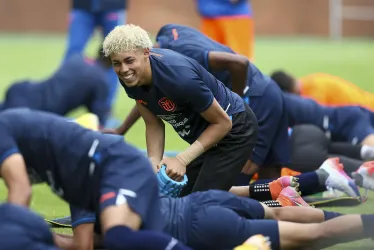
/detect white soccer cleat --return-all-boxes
[352,161,374,198]
[319,158,361,198]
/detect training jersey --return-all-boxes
[8,55,109,125]
[121,48,244,144]
[196,0,252,18]
[283,93,333,128]
[0,108,123,206]
[156,24,270,97]
[300,73,374,112]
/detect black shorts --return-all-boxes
[179,104,258,196]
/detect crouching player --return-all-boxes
[0,108,190,250]
[0,48,111,127]
[56,188,374,250]
[0,203,59,250]
[103,24,258,195]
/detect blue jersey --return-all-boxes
[156,24,270,97]
[283,93,333,127]
[6,55,110,125]
[72,0,126,12]
[0,108,122,205]
[122,48,244,144]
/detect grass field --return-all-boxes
[0,33,374,249]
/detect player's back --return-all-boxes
[156,24,269,96]
[35,54,108,115]
[157,24,233,87]
[283,93,332,127]
[0,108,121,202]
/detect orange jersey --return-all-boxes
[299,73,374,111]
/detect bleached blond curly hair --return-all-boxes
[102,24,153,56]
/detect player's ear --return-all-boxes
[143,48,150,58]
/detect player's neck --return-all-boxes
[140,60,153,86]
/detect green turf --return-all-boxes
[1,33,374,248]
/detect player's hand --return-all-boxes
[159,157,186,181]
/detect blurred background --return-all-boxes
[0,1,374,248]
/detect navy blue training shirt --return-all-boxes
[156,24,270,97]
[0,108,123,206]
[121,48,245,144]
[13,55,110,125]
[70,196,190,242]
[283,93,333,127]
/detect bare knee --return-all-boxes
[278,222,323,249]
[261,203,278,220]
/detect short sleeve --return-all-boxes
[0,126,19,167]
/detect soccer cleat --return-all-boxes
[276,186,310,207]
[269,176,299,200]
[352,161,374,199]
[234,235,271,250]
[319,158,361,198]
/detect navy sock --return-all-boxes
[235,173,253,186]
[361,214,374,238]
[103,226,192,250]
[323,211,344,221]
[297,172,325,196]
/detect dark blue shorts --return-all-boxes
[248,82,290,167]
[97,140,163,231]
[183,191,279,250]
[330,106,374,144]
[0,203,58,250]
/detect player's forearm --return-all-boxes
[118,105,142,135]
[230,65,249,97]
[146,122,165,169]
[53,233,75,250]
[7,185,32,207]
[177,122,232,166]
[197,122,232,150]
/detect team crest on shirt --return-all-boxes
[158,97,177,112]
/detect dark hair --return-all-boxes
[270,70,295,92]
[97,46,106,60]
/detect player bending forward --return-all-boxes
[103,24,258,195]
[0,108,191,250]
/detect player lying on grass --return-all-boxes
[231,157,374,204]
[0,203,59,250]
[0,48,111,127]
[272,71,374,112]
[109,23,290,180]
[102,24,258,196]
[289,124,374,174]
[274,90,374,147]
[54,187,374,250]
[0,108,191,250]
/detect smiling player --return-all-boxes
[103,24,258,196]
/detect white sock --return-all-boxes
[360,145,374,160]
